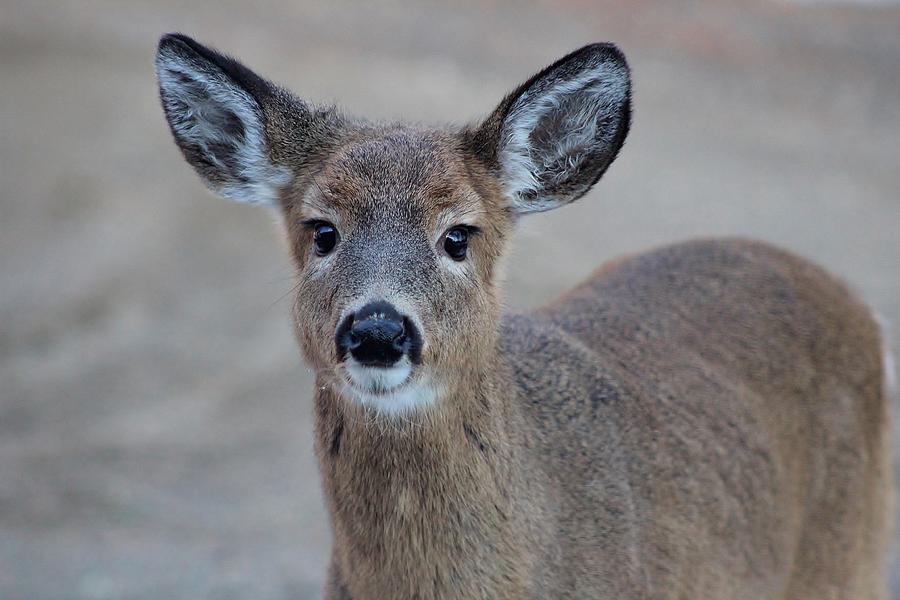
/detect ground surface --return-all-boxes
[1,1,899,598]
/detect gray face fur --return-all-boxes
[284,128,509,414]
[155,34,631,414]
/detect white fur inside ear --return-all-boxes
[499,59,628,212]
[156,49,291,205]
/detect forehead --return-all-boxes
[311,128,479,221]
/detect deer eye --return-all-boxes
[313,222,339,256]
[442,227,470,261]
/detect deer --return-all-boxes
[155,33,894,599]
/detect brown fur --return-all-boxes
[156,35,894,599]
[308,236,893,600]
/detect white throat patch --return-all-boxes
[340,359,439,416]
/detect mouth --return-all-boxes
[336,358,438,414]
[343,359,413,396]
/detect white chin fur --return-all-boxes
[341,359,438,415]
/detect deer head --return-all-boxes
[156,34,630,415]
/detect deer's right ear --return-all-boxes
[155,33,293,205]
[468,43,631,214]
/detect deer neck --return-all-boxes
[312,356,538,597]
[314,356,521,498]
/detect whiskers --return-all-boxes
[266,269,306,314]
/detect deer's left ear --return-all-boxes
[469,43,631,214]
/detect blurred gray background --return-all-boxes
[1,1,898,598]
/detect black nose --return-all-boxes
[335,301,421,367]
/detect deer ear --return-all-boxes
[470,44,631,214]
[155,33,292,205]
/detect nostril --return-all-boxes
[392,318,406,339]
[391,324,407,351]
[391,317,412,352]
[347,330,362,350]
[335,312,358,360]
[403,316,423,365]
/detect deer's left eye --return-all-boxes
[313,222,339,256]
[442,227,470,261]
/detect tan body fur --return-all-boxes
[155,35,894,599]
[319,239,892,599]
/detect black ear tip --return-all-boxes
[159,32,186,50]
[156,33,208,60]
[579,42,629,71]
[157,33,187,59]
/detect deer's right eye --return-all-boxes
[313,222,339,256]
